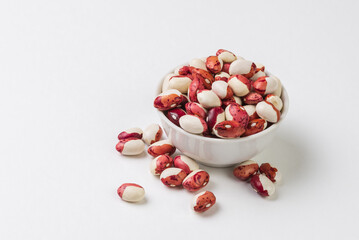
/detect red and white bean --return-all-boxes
[256,101,281,123]
[216,49,237,63]
[143,124,163,145]
[154,89,183,111]
[265,94,283,111]
[118,127,143,140]
[259,163,282,183]
[213,120,246,138]
[252,76,279,95]
[243,92,263,105]
[185,102,207,119]
[224,103,249,128]
[229,59,256,78]
[250,174,276,197]
[243,105,259,121]
[197,89,222,109]
[182,169,210,192]
[233,160,259,181]
[214,72,230,82]
[150,155,174,175]
[189,58,207,71]
[179,114,208,134]
[160,168,187,187]
[228,75,251,97]
[211,80,233,99]
[166,108,186,126]
[168,75,192,93]
[147,139,176,157]
[243,119,267,136]
[117,183,145,202]
[187,76,205,102]
[192,191,216,213]
[206,107,225,132]
[206,56,223,74]
[173,155,199,174]
[116,138,145,155]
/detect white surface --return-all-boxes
[0,0,358,239]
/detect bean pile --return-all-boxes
[233,160,281,197]
[154,49,284,138]
[115,50,285,213]
[115,124,282,212]
[116,124,216,213]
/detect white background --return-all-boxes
[1,0,358,239]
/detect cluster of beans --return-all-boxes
[154,49,283,138]
[233,160,281,197]
[115,125,216,213]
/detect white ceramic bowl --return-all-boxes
[156,71,289,167]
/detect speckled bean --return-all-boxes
[147,139,176,157]
[192,191,216,213]
[182,169,210,192]
[150,155,174,175]
[233,160,259,181]
[160,167,187,187]
[259,163,281,183]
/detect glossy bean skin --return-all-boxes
[118,127,143,140]
[243,92,263,105]
[154,89,183,111]
[147,140,176,157]
[160,168,187,187]
[150,155,174,175]
[166,108,186,127]
[206,107,225,133]
[233,160,259,181]
[192,191,216,213]
[225,103,249,129]
[173,155,199,174]
[243,119,267,136]
[182,169,210,192]
[188,75,205,102]
[185,102,207,119]
[213,120,246,138]
[206,56,223,74]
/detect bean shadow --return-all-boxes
[202,124,310,188]
[252,126,310,186]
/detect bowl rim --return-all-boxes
[156,68,289,143]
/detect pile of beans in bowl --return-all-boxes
[154,49,284,138]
